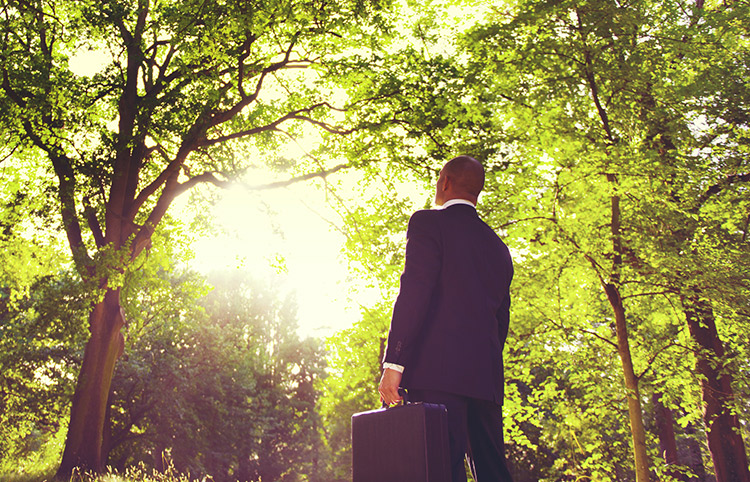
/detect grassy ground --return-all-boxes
[1,432,206,482]
[0,460,208,482]
[0,470,207,482]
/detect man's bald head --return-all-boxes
[435,155,485,206]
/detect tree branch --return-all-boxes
[128,155,184,221]
[39,140,93,275]
[83,196,106,248]
[171,161,352,199]
[576,9,616,144]
[580,328,618,349]
[130,41,312,219]
[205,32,305,129]
[202,103,346,146]
[244,163,349,190]
[636,339,680,381]
[1,69,28,108]
[174,171,231,196]
[695,172,750,208]
[620,290,674,300]
[130,170,180,260]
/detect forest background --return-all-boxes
[1,0,749,481]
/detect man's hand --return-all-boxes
[378,368,403,405]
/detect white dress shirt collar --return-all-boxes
[439,198,476,209]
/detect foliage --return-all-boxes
[314,171,428,479]
[0,159,87,476]
[0,182,327,481]
[109,268,327,482]
[1,0,399,473]
[319,0,750,480]
[316,302,391,481]
[455,1,750,477]
[3,0,750,480]
[0,0,399,274]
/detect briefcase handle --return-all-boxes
[381,388,409,409]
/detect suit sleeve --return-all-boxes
[496,254,513,347]
[496,294,510,348]
[383,211,442,367]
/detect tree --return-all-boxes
[318,0,750,480]
[455,0,750,479]
[0,0,394,474]
[0,159,86,475]
[108,268,325,481]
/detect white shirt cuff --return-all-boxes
[383,363,404,373]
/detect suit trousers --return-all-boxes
[409,389,513,482]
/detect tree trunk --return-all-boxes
[653,392,686,481]
[683,422,707,481]
[682,294,750,482]
[102,383,117,465]
[604,283,653,482]
[56,288,126,477]
[600,175,652,482]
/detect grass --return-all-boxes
[1,458,210,482]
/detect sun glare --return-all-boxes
[69,47,110,77]
[183,171,364,339]
[64,10,460,339]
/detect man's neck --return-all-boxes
[440,198,476,209]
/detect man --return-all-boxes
[378,155,514,482]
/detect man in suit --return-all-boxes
[378,155,514,482]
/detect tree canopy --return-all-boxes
[1,0,749,481]
[321,0,750,481]
[1,0,396,474]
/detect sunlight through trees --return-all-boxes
[1,0,748,481]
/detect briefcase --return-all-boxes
[351,400,451,482]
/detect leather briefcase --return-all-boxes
[351,398,451,482]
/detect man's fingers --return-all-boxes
[378,367,404,405]
[379,388,403,405]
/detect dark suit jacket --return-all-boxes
[383,203,513,403]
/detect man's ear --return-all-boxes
[442,174,452,192]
